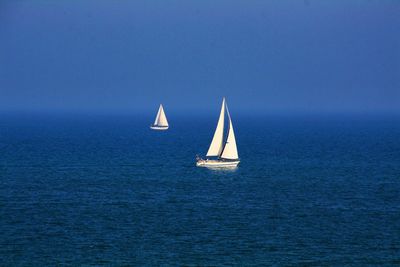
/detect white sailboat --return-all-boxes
[196,98,240,168]
[150,104,169,130]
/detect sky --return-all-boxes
[0,0,399,114]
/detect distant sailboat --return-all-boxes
[150,104,169,130]
[196,98,240,167]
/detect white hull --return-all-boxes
[150,125,169,130]
[196,159,240,168]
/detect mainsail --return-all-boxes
[206,98,239,160]
[153,104,168,127]
[206,98,225,157]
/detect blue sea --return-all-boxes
[1,113,399,266]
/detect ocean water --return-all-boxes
[1,113,399,266]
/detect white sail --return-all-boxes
[220,105,239,160]
[154,104,168,127]
[153,106,161,125]
[206,98,225,157]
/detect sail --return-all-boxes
[157,105,169,126]
[153,104,169,126]
[220,105,239,160]
[206,98,225,157]
[153,106,161,125]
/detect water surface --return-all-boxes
[1,114,399,265]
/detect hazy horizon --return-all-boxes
[1,0,399,114]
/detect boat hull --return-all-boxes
[150,125,169,130]
[196,159,240,168]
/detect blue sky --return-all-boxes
[0,0,399,114]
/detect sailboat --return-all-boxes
[150,104,169,130]
[196,98,240,168]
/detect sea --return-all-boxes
[1,113,399,266]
